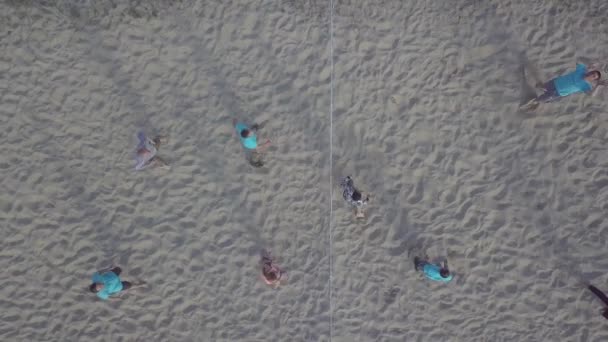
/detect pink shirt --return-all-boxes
[135,137,157,170]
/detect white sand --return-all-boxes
[1,0,608,341]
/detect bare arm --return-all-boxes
[577,57,592,67]
[589,81,607,97]
[96,266,115,274]
[256,139,272,152]
[577,57,603,70]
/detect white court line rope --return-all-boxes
[329,0,335,340]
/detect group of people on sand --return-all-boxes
[89,114,453,299]
[90,60,605,299]
[89,119,278,299]
[340,165,453,283]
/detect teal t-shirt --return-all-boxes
[553,63,592,96]
[423,264,453,283]
[92,272,123,300]
[235,123,257,150]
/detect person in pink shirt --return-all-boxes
[261,251,285,288]
[135,132,169,171]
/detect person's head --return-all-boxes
[585,70,601,82]
[241,129,251,138]
[89,283,103,293]
[439,268,450,278]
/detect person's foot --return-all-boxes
[355,210,366,219]
[132,281,147,289]
[152,157,170,170]
[527,101,539,111]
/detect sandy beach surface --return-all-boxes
[2,0,608,341]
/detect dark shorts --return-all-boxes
[537,80,561,103]
[414,257,427,271]
[110,267,131,291]
[110,267,122,276]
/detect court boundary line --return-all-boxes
[329,0,335,340]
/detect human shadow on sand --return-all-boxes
[518,53,544,108]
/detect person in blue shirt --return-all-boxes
[89,266,143,300]
[522,63,604,109]
[232,119,271,152]
[414,256,453,283]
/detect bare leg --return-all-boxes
[120,280,146,294]
[520,97,539,111]
[255,139,272,153]
[130,280,147,288]
[355,207,365,219]
[151,156,170,169]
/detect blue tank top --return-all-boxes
[235,123,257,149]
[423,264,453,283]
[92,272,123,300]
[553,64,592,97]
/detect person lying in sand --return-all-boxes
[135,132,169,170]
[89,266,145,300]
[522,63,605,110]
[340,176,369,219]
[261,251,284,288]
[414,256,453,283]
[233,119,271,153]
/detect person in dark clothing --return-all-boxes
[587,285,608,320]
[340,176,369,219]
